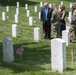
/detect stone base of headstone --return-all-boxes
[2,38,14,63]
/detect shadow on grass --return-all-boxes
[67,67,75,71]
[1,0,39,6]
[0,41,51,73]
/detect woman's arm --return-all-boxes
[61,11,66,20]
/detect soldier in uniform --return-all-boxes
[70,4,76,38]
[51,3,61,38]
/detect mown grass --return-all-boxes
[0,0,76,75]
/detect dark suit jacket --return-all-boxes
[41,7,53,25]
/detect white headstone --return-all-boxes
[38,12,41,19]
[25,4,28,10]
[66,25,71,31]
[59,5,61,11]
[66,21,71,30]
[69,12,72,18]
[40,2,43,7]
[12,24,18,37]
[51,38,66,73]
[17,2,19,8]
[29,17,33,26]
[68,12,72,22]
[16,8,19,15]
[15,14,19,23]
[26,10,30,17]
[70,3,72,12]
[34,27,40,41]
[34,6,38,12]
[2,12,6,21]
[68,17,72,23]
[62,30,70,46]
[2,38,14,63]
[29,16,33,26]
[61,1,64,5]
[49,4,52,8]
[6,6,10,12]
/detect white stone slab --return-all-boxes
[69,12,72,18]
[62,30,70,46]
[40,2,43,7]
[29,17,33,26]
[70,3,72,12]
[49,4,52,8]
[25,4,28,10]
[26,10,30,17]
[66,21,71,30]
[66,25,71,31]
[16,8,19,15]
[70,3,72,8]
[2,12,6,21]
[34,27,40,41]
[51,38,66,73]
[2,38,14,63]
[34,6,38,12]
[6,6,10,12]
[12,24,18,37]
[38,12,41,19]
[15,14,19,23]
[58,5,61,11]
[61,1,64,5]
[17,2,19,7]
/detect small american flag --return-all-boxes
[16,44,24,55]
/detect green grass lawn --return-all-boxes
[0,0,76,75]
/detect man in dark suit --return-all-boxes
[40,2,53,39]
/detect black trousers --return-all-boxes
[60,20,66,36]
[43,21,51,39]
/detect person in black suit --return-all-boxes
[40,2,53,39]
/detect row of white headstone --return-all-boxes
[2,6,41,25]
[2,2,73,22]
[12,23,70,46]
[12,24,40,41]
[2,29,70,72]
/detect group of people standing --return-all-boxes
[40,2,76,39]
